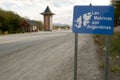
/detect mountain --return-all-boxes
[53,23,68,27]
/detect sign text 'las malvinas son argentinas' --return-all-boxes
[72,6,114,34]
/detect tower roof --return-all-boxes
[41,6,55,15]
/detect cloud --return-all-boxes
[0,0,111,25]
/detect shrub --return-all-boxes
[0,30,2,35]
[4,31,8,35]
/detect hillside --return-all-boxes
[0,8,24,34]
[0,8,43,34]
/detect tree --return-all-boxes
[0,8,24,34]
[38,20,43,30]
[111,0,120,25]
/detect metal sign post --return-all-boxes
[74,33,78,80]
[105,35,110,80]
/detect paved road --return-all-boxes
[0,31,102,80]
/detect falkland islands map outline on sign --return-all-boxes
[75,12,92,28]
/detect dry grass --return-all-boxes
[93,32,120,80]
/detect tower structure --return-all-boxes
[41,6,55,31]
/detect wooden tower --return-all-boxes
[41,6,55,31]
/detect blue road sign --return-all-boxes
[72,6,114,34]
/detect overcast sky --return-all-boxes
[0,0,111,25]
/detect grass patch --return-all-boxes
[94,32,120,57]
[110,32,120,57]
[111,66,120,72]
[94,32,120,79]
[99,62,105,70]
